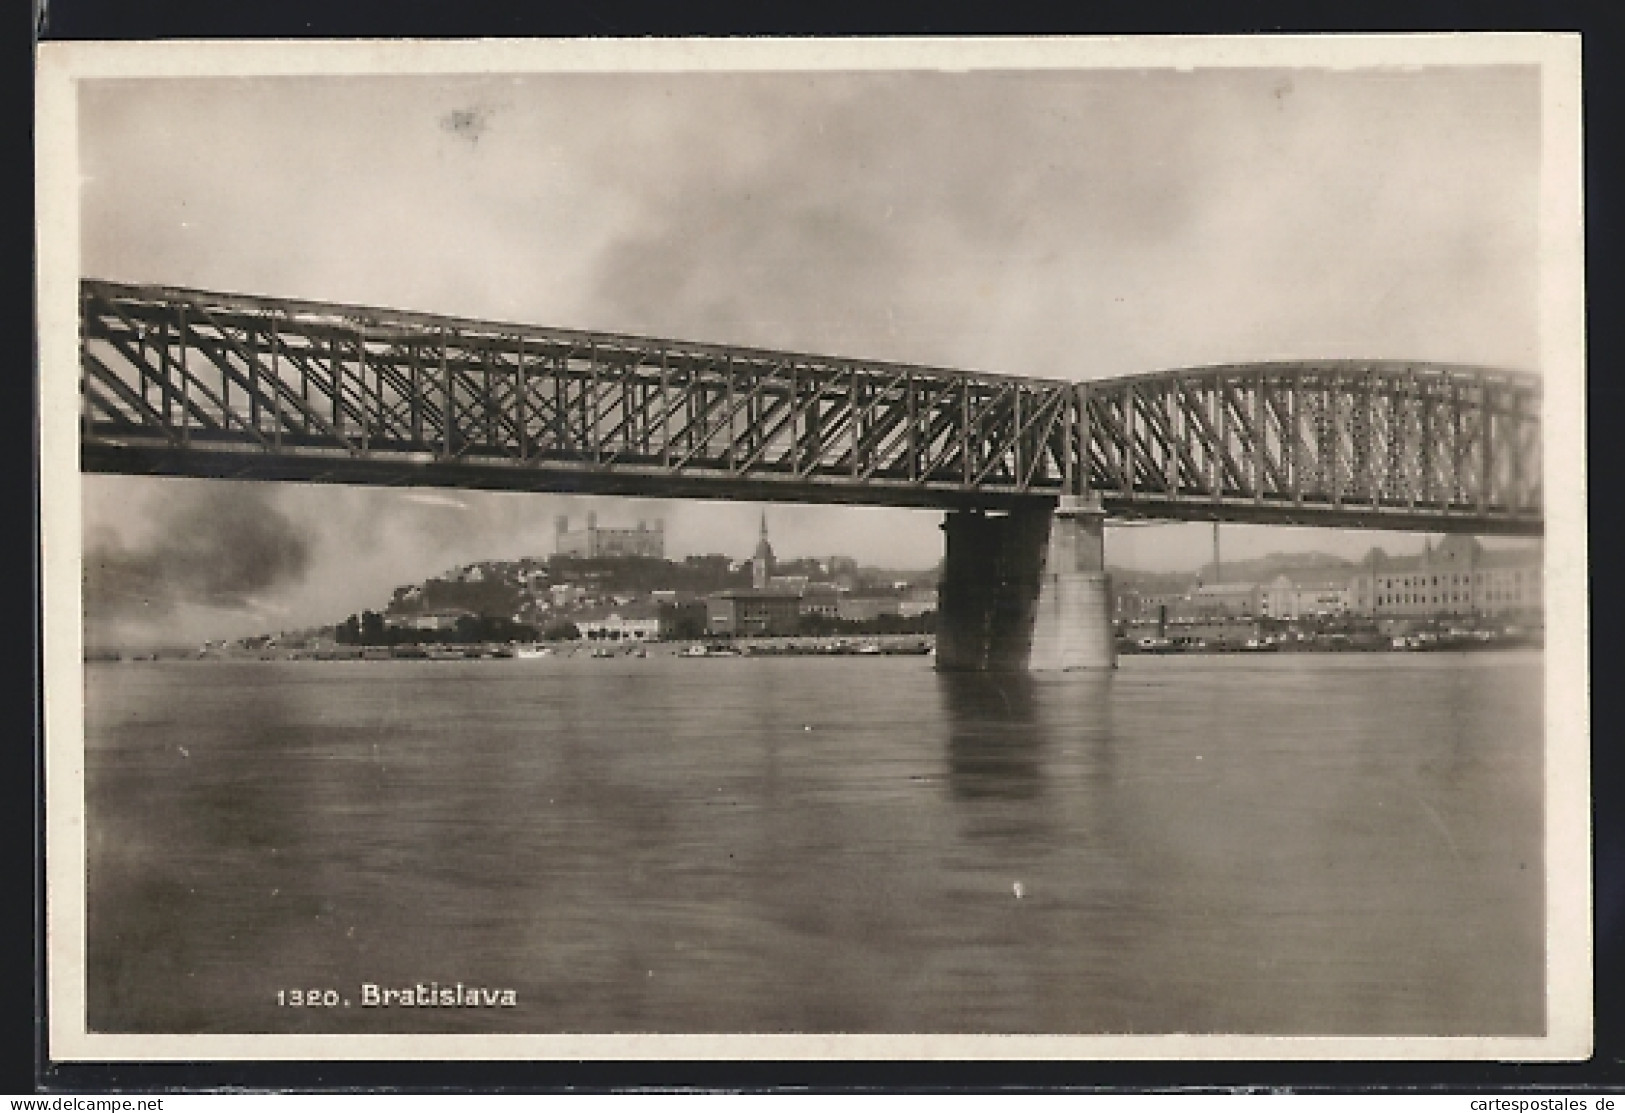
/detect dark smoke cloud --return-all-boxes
[577,68,1538,377]
[577,72,1214,365]
[83,486,312,619]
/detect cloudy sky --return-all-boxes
[77,61,1543,646]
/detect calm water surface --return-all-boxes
[85,652,1544,1035]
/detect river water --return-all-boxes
[83,651,1544,1036]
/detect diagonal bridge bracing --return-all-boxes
[78,280,1543,536]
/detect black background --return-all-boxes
[15,0,1623,1094]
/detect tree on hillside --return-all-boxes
[543,621,581,642]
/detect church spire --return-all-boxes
[752,510,775,590]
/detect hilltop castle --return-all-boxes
[553,513,665,559]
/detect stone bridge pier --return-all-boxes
[935,495,1116,672]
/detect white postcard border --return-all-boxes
[37,33,1591,1063]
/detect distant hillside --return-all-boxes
[1193,550,1355,585]
[1106,567,1198,594]
[322,551,939,636]
[380,554,751,622]
[1108,550,1369,593]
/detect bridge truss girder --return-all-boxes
[1078,364,1541,534]
[77,281,1543,535]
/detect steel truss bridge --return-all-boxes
[79,281,1543,536]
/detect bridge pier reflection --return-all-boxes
[937,669,1117,847]
[939,673,1044,802]
[936,495,1117,672]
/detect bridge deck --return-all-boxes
[78,280,1543,534]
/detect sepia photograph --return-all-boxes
[36,36,1589,1061]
